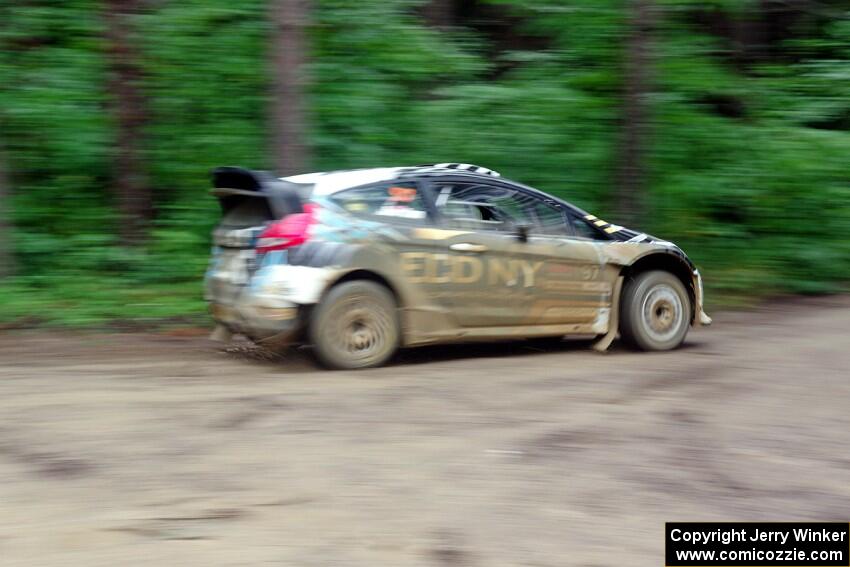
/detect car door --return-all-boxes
[325,180,468,325]
[515,201,610,326]
[429,179,609,328]
[420,180,529,327]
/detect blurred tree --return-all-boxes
[615,0,657,227]
[423,0,455,28]
[0,0,848,324]
[0,141,12,278]
[271,0,311,176]
[103,0,152,244]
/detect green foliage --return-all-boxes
[0,0,848,326]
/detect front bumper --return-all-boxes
[693,270,712,326]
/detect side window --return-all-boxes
[433,182,569,236]
[531,201,571,237]
[330,182,428,223]
[568,213,609,240]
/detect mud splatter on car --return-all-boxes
[205,164,710,369]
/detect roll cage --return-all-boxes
[394,172,614,240]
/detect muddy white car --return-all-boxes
[205,164,710,369]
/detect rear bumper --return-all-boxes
[209,299,303,343]
[205,263,339,343]
[205,270,305,342]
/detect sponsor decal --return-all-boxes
[400,252,542,287]
[584,213,621,234]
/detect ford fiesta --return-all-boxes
[205,164,711,369]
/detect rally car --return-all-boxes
[205,164,711,369]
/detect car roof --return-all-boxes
[282,163,502,197]
[280,164,644,241]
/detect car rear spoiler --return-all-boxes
[211,167,306,219]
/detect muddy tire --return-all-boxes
[309,281,400,370]
[620,270,692,351]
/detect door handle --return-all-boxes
[450,243,488,253]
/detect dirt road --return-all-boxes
[1,297,849,566]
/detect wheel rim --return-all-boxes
[640,283,684,343]
[325,294,394,363]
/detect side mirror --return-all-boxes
[516,224,530,243]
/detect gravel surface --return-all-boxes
[1,296,849,566]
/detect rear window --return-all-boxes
[330,182,428,223]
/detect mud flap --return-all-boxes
[592,276,624,353]
[253,331,296,352]
[210,325,233,343]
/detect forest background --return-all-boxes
[0,0,848,326]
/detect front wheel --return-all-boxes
[620,270,692,351]
[309,281,400,369]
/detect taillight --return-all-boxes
[255,204,316,253]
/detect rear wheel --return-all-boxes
[309,281,400,369]
[620,270,691,351]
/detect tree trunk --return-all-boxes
[615,0,657,228]
[271,0,310,177]
[103,0,152,245]
[0,142,13,279]
[423,0,454,28]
